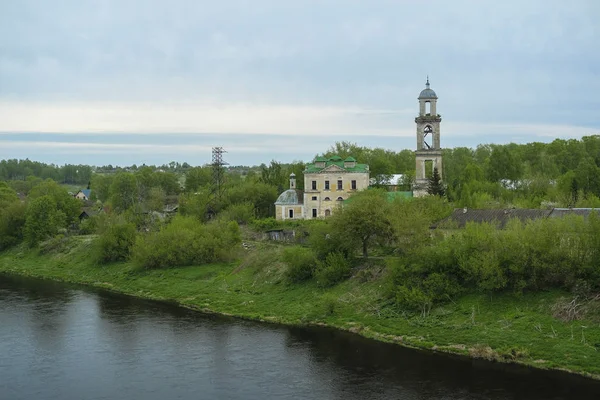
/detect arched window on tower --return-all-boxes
[425,101,431,115]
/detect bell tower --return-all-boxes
[414,77,442,196]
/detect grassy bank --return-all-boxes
[1,236,600,379]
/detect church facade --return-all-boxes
[274,156,370,220]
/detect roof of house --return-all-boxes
[304,156,369,174]
[431,208,552,229]
[548,208,599,219]
[343,190,413,205]
[77,189,92,198]
[275,189,304,205]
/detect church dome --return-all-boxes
[418,77,437,99]
[419,88,437,99]
[275,189,303,205]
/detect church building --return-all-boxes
[274,156,370,220]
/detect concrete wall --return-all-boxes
[274,205,304,221]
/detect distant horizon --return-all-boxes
[1,130,598,168]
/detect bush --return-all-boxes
[220,202,255,225]
[0,202,26,250]
[95,218,137,263]
[314,252,352,287]
[283,246,316,283]
[131,216,241,269]
[79,216,99,235]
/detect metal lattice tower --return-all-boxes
[211,147,228,204]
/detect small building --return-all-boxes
[74,189,92,201]
[274,173,304,220]
[78,207,100,222]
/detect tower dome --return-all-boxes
[418,77,438,99]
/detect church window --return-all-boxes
[337,180,343,190]
[289,209,294,218]
[325,180,330,190]
[337,197,344,201]
[311,196,317,201]
[312,180,317,190]
[351,180,357,190]
[324,197,331,201]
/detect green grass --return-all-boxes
[1,236,599,379]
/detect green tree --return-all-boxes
[185,167,212,192]
[28,179,80,225]
[331,190,392,258]
[427,167,445,197]
[109,173,139,212]
[24,196,64,246]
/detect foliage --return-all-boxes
[178,192,212,221]
[131,216,241,269]
[387,215,600,311]
[0,202,27,250]
[307,220,354,259]
[283,246,317,283]
[109,173,140,211]
[314,251,352,287]
[219,202,255,224]
[427,167,445,197]
[226,181,278,219]
[184,166,212,192]
[330,190,393,258]
[94,217,137,263]
[27,179,81,225]
[23,195,65,246]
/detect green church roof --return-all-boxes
[304,155,369,174]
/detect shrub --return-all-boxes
[314,252,352,287]
[283,246,316,283]
[0,202,26,250]
[79,216,99,235]
[220,202,255,225]
[131,216,241,269]
[95,218,137,263]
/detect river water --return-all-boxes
[1,275,600,400]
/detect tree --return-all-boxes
[427,167,445,197]
[185,167,212,192]
[24,196,64,246]
[28,179,81,225]
[109,173,139,212]
[331,190,392,258]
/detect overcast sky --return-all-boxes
[1,0,599,166]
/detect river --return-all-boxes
[1,274,600,400]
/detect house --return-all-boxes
[274,155,370,220]
[74,189,92,201]
[78,207,100,221]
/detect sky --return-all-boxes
[1,0,599,167]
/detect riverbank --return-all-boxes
[1,236,599,380]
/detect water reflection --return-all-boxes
[1,274,600,400]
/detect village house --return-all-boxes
[74,189,92,201]
[274,156,370,220]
